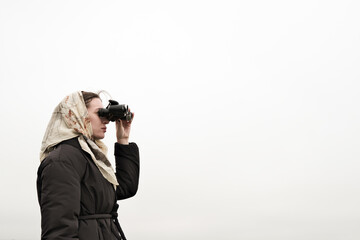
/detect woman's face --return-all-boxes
[87,98,109,140]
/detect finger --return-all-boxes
[116,119,123,127]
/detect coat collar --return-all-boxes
[60,137,82,150]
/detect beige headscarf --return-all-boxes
[40,91,118,188]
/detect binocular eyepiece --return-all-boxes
[97,100,133,122]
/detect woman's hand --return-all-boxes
[115,112,134,145]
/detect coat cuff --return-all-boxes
[114,142,139,157]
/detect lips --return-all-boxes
[102,127,107,132]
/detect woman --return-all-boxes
[37,91,140,240]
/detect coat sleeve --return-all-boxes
[37,155,82,240]
[114,142,140,200]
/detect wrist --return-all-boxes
[117,138,129,145]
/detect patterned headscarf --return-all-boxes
[40,91,118,188]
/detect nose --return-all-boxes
[101,118,110,124]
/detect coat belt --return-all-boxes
[78,213,112,220]
[78,213,127,240]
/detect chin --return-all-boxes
[93,134,105,140]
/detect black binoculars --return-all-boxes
[97,100,133,122]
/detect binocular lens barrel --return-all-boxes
[97,104,132,122]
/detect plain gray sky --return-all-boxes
[0,0,360,239]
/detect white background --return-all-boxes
[0,0,360,239]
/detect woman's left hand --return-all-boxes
[116,112,134,145]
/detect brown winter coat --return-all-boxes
[37,137,140,240]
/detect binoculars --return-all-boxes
[97,100,133,122]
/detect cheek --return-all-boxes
[92,116,102,127]
[87,115,98,127]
